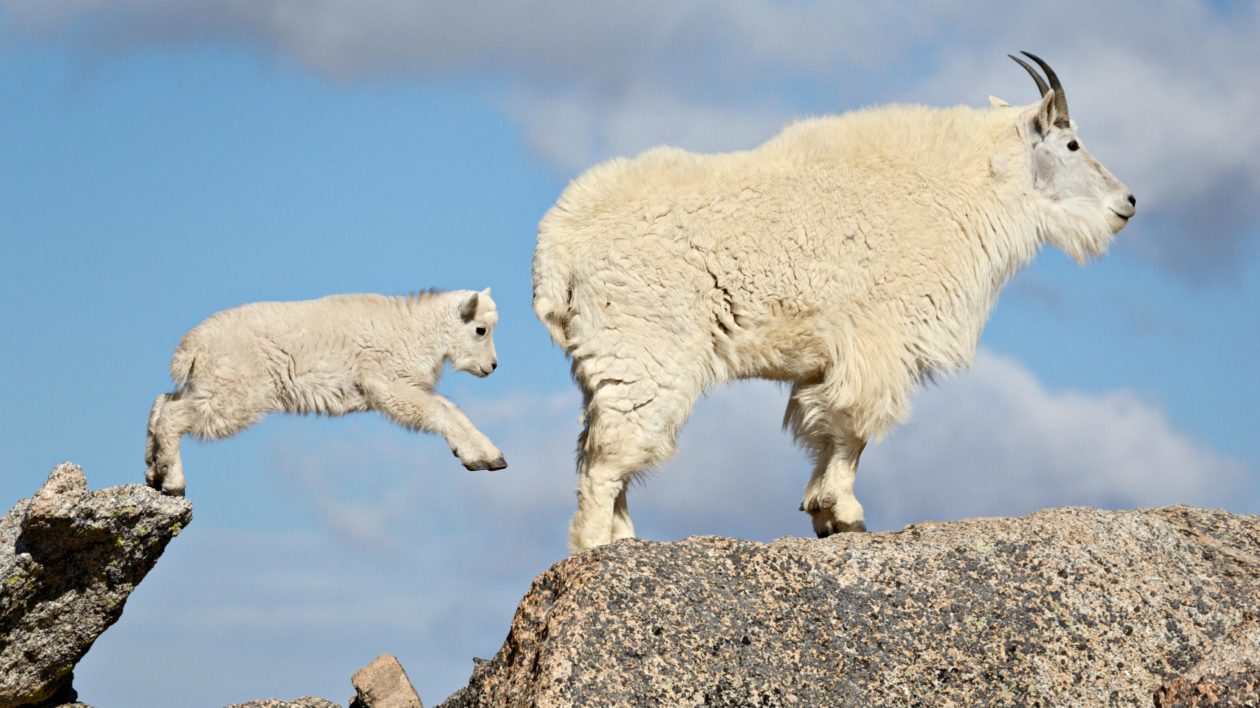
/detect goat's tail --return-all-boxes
[531,239,577,349]
[169,339,197,390]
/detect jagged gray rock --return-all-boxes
[0,463,192,708]
[441,506,1260,707]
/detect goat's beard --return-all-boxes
[1042,200,1121,264]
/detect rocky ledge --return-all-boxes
[442,506,1260,707]
[0,463,192,708]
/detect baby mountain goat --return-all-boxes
[534,53,1137,551]
[145,289,505,495]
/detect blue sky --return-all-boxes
[2,2,1258,705]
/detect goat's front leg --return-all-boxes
[367,381,506,471]
[800,432,867,537]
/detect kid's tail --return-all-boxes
[169,340,196,390]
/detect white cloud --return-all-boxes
[503,84,793,175]
[0,1,930,82]
[6,1,1255,277]
[860,351,1254,528]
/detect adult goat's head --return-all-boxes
[1009,51,1135,262]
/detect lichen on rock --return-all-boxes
[0,463,193,708]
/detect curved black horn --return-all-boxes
[1009,54,1049,97]
[1020,51,1069,125]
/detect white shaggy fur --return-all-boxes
[535,70,1135,551]
[145,289,504,495]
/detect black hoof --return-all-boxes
[487,457,507,471]
[464,459,490,471]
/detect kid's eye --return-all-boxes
[1067,140,1080,151]
[475,326,487,336]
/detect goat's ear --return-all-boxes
[1031,89,1059,137]
[481,287,492,298]
[988,95,1010,108]
[459,292,479,323]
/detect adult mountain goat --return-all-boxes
[145,289,505,495]
[534,53,1136,551]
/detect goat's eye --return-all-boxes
[475,326,487,336]
[1067,140,1080,152]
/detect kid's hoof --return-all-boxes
[464,459,491,471]
[487,456,507,471]
[815,519,867,538]
[161,485,186,497]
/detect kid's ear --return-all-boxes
[460,292,479,323]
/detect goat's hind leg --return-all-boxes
[144,393,170,490]
[150,394,194,496]
[152,388,260,496]
[569,354,700,552]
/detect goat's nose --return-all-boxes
[491,361,498,371]
[1128,194,1136,207]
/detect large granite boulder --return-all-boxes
[441,506,1260,706]
[0,463,192,707]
